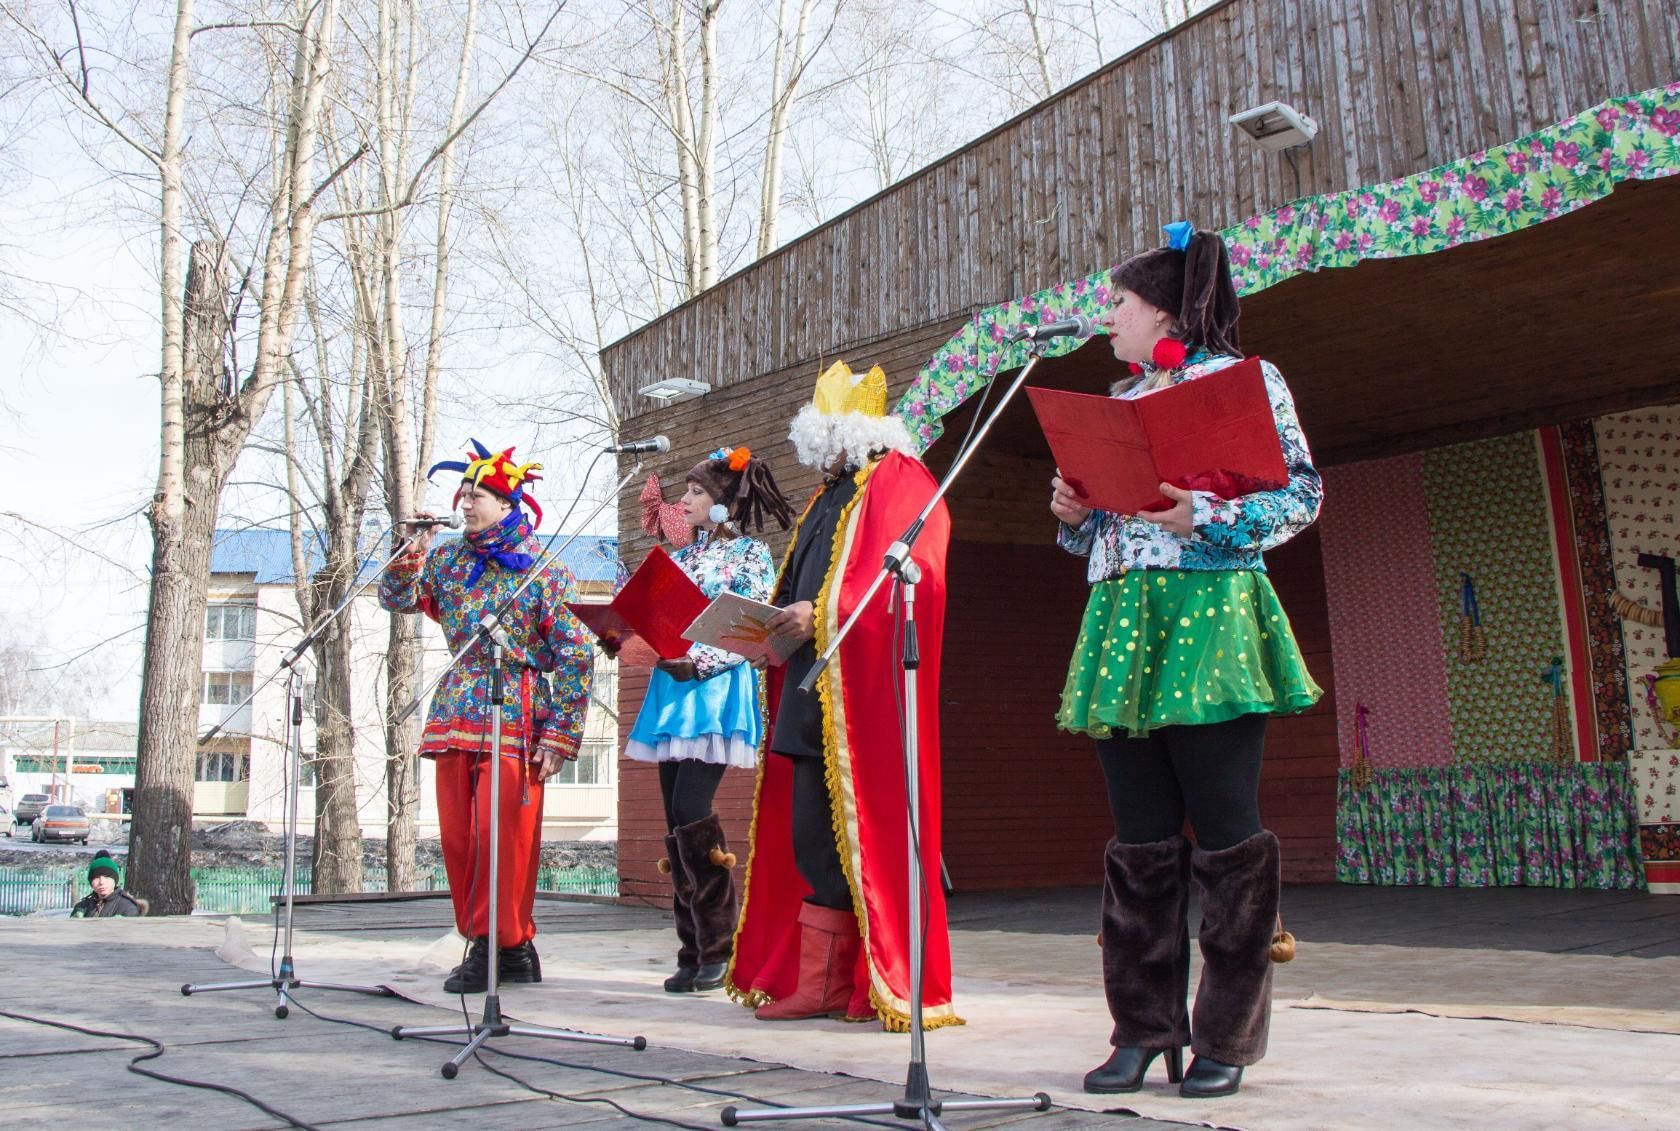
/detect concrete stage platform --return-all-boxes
[3,884,1678,1129]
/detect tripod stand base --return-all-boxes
[720,1092,1051,1127]
[392,993,648,1079]
[182,956,396,1018]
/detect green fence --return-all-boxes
[0,862,618,916]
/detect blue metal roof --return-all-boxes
[210,528,619,585]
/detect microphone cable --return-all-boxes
[285,995,908,1130]
[0,1006,321,1130]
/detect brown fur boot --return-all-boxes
[1084,836,1191,1093]
[1189,829,1281,1068]
[674,813,739,990]
[662,832,702,992]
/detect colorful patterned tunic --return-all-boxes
[378,525,593,763]
[1057,350,1322,578]
[626,530,776,767]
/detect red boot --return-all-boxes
[754,902,860,1021]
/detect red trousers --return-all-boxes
[436,751,544,945]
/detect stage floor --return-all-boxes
[3,883,1678,1129]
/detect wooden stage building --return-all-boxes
[599,0,1680,906]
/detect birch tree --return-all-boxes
[2,0,351,913]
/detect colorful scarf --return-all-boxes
[465,509,535,585]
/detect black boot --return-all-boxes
[662,833,703,992]
[674,814,738,992]
[443,936,489,993]
[498,939,542,985]
[1186,829,1282,1089]
[1180,1055,1243,1098]
[1084,836,1191,1094]
[1083,1045,1184,1093]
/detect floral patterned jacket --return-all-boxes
[1058,350,1322,581]
[673,531,778,679]
[379,533,593,763]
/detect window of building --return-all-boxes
[591,655,618,710]
[205,603,257,641]
[196,751,250,782]
[202,670,255,705]
[554,738,614,786]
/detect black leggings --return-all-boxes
[658,759,728,831]
[786,754,851,909]
[1095,713,1267,852]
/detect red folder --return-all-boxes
[1026,356,1288,516]
[566,545,709,662]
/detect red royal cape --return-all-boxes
[725,451,959,1030]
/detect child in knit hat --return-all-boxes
[71,851,145,918]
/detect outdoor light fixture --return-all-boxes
[637,377,710,404]
[1228,100,1319,152]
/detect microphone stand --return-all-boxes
[392,460,649,1078]
[722,343,1060,1130]
[183,528,417,1015]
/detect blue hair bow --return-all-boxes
[708,446,732,461]
[1162,221,1194,251]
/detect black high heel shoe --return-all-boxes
[1082,1045,1185,1093]
[1179,1055,1243,1098]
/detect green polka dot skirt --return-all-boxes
[1057,570,1322,739]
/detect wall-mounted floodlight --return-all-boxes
[1228,101,1318,152]
[637,378,710,405]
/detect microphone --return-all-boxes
[403,515,462,529]
[1005,313,1096,343]
[605,435,671,455]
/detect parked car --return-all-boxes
[8,793,50,836]
[32,804,91,845]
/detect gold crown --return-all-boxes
[810,360,888,418]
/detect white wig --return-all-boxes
[788,403,916,470]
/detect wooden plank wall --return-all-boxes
[600,0,1680,418]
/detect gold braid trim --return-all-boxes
[818,461,965,1031]
[723,495,818,1009]
[815,464,878,1013]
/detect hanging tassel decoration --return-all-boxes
[1458,573,1488,663]
[1351,702,1375,789]
[1541,656,1572,765]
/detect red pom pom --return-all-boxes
[1151,337,1188,370]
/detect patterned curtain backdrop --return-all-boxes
[1337,763,1644,889]
[894,82,1680,453]
[1421,433,1569,765]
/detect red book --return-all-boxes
[1026,356,1288,516]
[566,545,709,662]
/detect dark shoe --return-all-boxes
[664,965,700,993]
[443,936,489,993]
[1180,1055,1243,1098]
[1082,1045,1184,1094]
[498,940,542,985]
[692,961,728,992]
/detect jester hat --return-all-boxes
[427,439,544,528]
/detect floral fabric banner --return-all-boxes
[894,82,1680,454]
[1336,763,1645,889]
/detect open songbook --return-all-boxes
[565,546,709,661]
[1026,355,1288,516]
[682,592,800,667]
